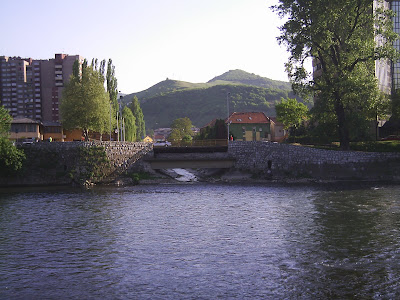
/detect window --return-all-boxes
[391,1,400,89]
[27,124,36,132]
[11,124,25,133]
[45,126,61,133]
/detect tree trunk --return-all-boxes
[335,100,350,150]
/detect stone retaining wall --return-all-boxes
[229,141,400,181]
[2,141,399,186]
[90,141,152,174]
[0,141,152,186]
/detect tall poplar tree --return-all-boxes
[106,59,119,132]
[273,0,399,149]
[129,96,146,141]
[122,106,137,142]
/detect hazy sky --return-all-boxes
[1,0,290,94]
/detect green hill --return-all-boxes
[120,70,300,131]
[208,69,291,90]
[129,79,207,100]
[121,70,292,105]
[140,84,298,130]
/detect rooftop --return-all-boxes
[227,112,270,124]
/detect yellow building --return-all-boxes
[9,117,42,142]
[143,136,153,143]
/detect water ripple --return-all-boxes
[1,183,400,299]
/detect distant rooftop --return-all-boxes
[227,112,270,124]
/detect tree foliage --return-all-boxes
[60,63,109,140]
[275,97,309,130]
[0,106,25,174]
[129,96,146,141]
[0,105,12,136]
[198,119,227,140]
[122,106,137,142]
[0,137,25,174]
[169,117,194,142]
[106,59,119,120]
[273,0,399,149]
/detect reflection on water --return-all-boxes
[0,183,399,299]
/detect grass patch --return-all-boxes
[349,141,400,152]
[301,141,400,152]
[128,171,158,184]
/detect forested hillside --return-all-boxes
[140,84,298,129]
[120,70,303,131]
[208,69,291,90]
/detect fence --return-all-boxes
[170,139,228,147]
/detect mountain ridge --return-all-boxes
[119,70,299,131]
[121,69,291,104]
[208,69,291,90]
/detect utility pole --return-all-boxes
[123,118,126,142]
[119,95,123,142]
[227,92,231,141]
[116,111,119,142]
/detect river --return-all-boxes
[0,182,399,299]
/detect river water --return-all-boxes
[0,182,400,299]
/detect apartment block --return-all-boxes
[391,1,400,90]
[0,54,83,122]
[0,54,83,141]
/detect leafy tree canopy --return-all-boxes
[122,106,137,142]
[275,97,309,130]
[198,119,227,140]
[169,117,194,142]
[60,64,109,140]
[0,137,25,174]
[0,106,25,174]
[0,106,12,136]
[273,0,399,149]
[129,96,146,141]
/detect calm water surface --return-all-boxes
[0,183,400,299]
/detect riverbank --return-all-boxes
[1,141,400,187]
[117,167,400,187]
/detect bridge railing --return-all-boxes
[171,139,228,147]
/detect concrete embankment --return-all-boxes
[228,141,400,182]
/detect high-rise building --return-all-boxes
[0,54,83,123]
[390,1,400,91]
